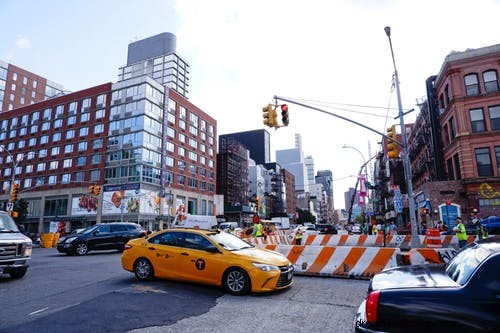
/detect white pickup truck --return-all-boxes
[0,211,32,278]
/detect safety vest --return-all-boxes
[254,223,263,237]
[295,230,303,239]
[456,223,467,241]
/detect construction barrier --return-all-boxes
[255,244,400,279]
[425,228,442,248]
[247,233,476,249]
[51,232,60,247]
[40,233,55,248]
[409,248,459,265]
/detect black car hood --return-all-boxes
[370,264,459,291]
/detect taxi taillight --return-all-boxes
[366,290,380,323]
[124,244,133,250]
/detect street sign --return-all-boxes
[6,202,13,211]
[394,189,403,213]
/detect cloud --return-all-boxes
[15,36,32,49]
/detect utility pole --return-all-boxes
[384,26,419,248]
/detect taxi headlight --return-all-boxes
[252,263,280,272]
[65,237,78,243]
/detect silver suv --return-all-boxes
[0,211,33,278]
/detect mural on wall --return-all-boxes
[71,195,98,215]
[101,183,171,215]
[480,183,500,202]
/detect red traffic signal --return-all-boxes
[280,104,289,126]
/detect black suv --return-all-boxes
[316,224,338,234]
[57,223,147,255]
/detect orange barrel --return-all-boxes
[51,232,60,247]
[426,228,442,248]
[40,233,54,248]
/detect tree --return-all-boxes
[295,208,316,224]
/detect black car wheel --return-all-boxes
[9,268,27,279]
[134,258,154,281]
[75,242,89,256]
[223,268,250,295]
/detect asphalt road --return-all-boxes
[0,247,368,333]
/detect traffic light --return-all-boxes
[256,196,261,213]
[89,185,95,194]
[93,186,101,195]
[280,104,289,126]
[386,125,399,159]
[262,104,278,128]
[11,183,19,202]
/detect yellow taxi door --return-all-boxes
[146,231,182,279]
[178,232,228,285]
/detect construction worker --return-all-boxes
[252,215,264,238]
[454,217,467,248]
[472,217,488,240]
[295,228,303,245]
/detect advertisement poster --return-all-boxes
[71,195,98,215]
[102,183,168,215]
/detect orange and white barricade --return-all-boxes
[426,228,442,248]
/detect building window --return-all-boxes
[449,117,456,139]
[475,147,493,177]
[62,173,71,183]
[78,142,88,151]
[95,109,105,119]
[489,105,500,131]
[51,146,60,156]
[483,70,499,93]
[177,175,185,185]
[40,135,49,145]
[464,73,480,96]
[74,171,85,182]
[64,144,73,154]
[76,156,86,166]
[67,116,76,125]
[48,175,57,185]
[49,161,58,170]
[91,154,102,164]
[52,133,61,142]
[495,146,500,176]
[79,127,89,137]
[92,138,103,149]
[63,159,72,168]
[94,124,104,134]
[453,154,461,179]
[66,130,75,139]
[90,170,100,181]
[469,108,486,133]
[37,163,46,172]
[81,113,90,122]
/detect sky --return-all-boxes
[2,0,500,210]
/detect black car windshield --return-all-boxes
[445,245,490,285]
[0,214,19,232]
[207,232,254,251]
[82,226,99,234]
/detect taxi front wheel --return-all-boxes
[223,268,250,295]
[134,258,154,281]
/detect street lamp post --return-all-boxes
[384,26,419,248]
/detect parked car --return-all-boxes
[121,228,293,295]
[354,236,500,333]
[315,224,338,234]
[481,216,500,234]
[57,222,147,255]
[0,211,33,278]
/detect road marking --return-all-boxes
[28,307,49,316]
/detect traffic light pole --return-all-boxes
[385,26,419,248]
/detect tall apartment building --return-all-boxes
[0,33,217,233]
[409,43,500,220]
[0,60,64,112]
[117,32,190,99]
[219,129,271,165]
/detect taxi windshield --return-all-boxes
[208,232,254,251]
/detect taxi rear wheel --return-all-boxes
[223,268,250,295]
[134,258,154,281]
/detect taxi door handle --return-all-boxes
[181,252,189,256]
[148,247,156,250]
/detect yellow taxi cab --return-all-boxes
[121,228,293,295]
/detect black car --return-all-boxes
[316,224,338,234]
[57,223,147,255]
[354,236,500,333]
